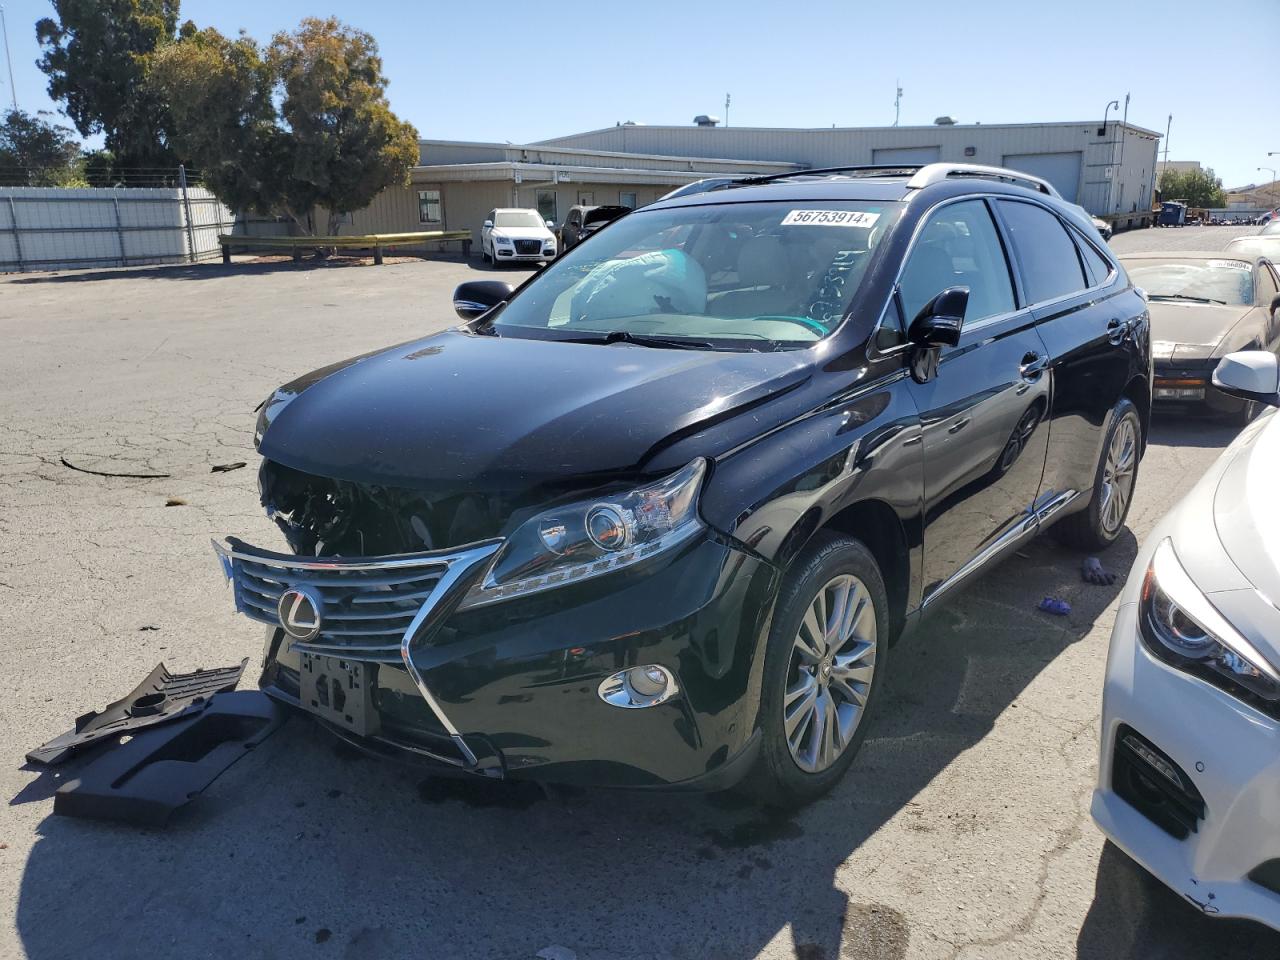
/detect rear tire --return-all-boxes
[1053,398,1141,551]
[742,532,889,808]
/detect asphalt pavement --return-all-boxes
[2,226,1278,960]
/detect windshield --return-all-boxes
[1262,220,1280,236]
[485,200,902,349]
[494,211,544,228]
[584,206,627,226]
[1124,258,1254,306]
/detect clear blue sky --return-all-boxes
[2,0,1277,188]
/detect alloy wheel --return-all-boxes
[1099,416,1137,535]
[783,574,877,774]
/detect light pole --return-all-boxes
[1099,100,1119,213]
[1260,167,1277,183]
[0,4,17,111]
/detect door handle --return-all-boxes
[1019,352,1049,380]
[1107,318,1127,345]
[947,417,971,434]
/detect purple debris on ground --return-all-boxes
[1081,556,1118,585]
[1038,597,1071,616]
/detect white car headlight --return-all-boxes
[1140,538,1280,714]
[458,458,707,609]
[494,235,512,246]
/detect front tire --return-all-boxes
[1227,397,1258,428]
[743,532,888,808]
[1053,398,1141,551]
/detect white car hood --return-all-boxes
[1214,410,1280,630]
[492,226,553,241]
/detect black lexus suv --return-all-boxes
[217,164,1150,806]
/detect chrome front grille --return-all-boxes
[514,238,541,255]
[215,538,461,661]
[216,535,503,768]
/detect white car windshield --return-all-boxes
[484,200,902,350]
[1126,259,1254,306]
[494,211,545,228]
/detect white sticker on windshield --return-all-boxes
[1207,259,1251,271]
[781,209,880,228]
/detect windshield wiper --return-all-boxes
[1149,294,1227,305]
[560,330,718,350]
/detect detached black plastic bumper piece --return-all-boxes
[53,691,285,827]
[28,659,248,765]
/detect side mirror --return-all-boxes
[482,219,494,229]
[907,286,968,348]
[1212,351,1280,407]
[545,219,555,229]
[453,279,514,321]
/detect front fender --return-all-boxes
[699,372,924,603]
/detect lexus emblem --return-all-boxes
[277,586,322,641]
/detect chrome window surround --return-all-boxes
[866,193,1124,362]
[215,537,501,768]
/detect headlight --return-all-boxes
[494,235,513,246]
[1140,538,1280,715]
[458,458,707,609]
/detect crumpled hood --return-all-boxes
[258,329,810,491]
[1148,301,1253,360]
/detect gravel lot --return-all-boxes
[2,225,1278,960]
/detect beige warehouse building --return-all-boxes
[336,117,1163,245]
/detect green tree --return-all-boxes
[0,109,84,186]
[35,0,180,169]
[149,17,418,235]
[1158,167,1227,209]
[270,18,419,234]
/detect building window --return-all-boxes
[619,191,638,209]
[418,189,442,223]
[536,190,557,224]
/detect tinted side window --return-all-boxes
[898,199,1015,325]
[1075,234,1114,287]
[995,200,1088,304]
[1259,264,1279,300]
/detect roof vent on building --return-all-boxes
[693,115,721,127]
[934,115,958,125]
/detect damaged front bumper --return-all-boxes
[215,532,778,789]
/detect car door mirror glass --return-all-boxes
[1212,351,1280,407]
[453,280,514,321]
[907,286,969,348]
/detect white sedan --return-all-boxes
[480,208,558,265]
[1092,351,1280,931]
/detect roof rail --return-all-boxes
[905,163,1061,197]
[735,164,926,187]
[659,163,1064,198]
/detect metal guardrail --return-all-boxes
[218,230,473,265]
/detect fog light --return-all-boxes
[598,664,679,708]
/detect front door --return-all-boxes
[899,199,1051,601]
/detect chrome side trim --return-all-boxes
[922,489,1079,608]
[397,541,503,768]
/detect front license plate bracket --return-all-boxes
[299,653,380,737]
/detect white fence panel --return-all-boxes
[0,185,232,273]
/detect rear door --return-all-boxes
[902,198,1052,602]
[993,198,1138,511]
